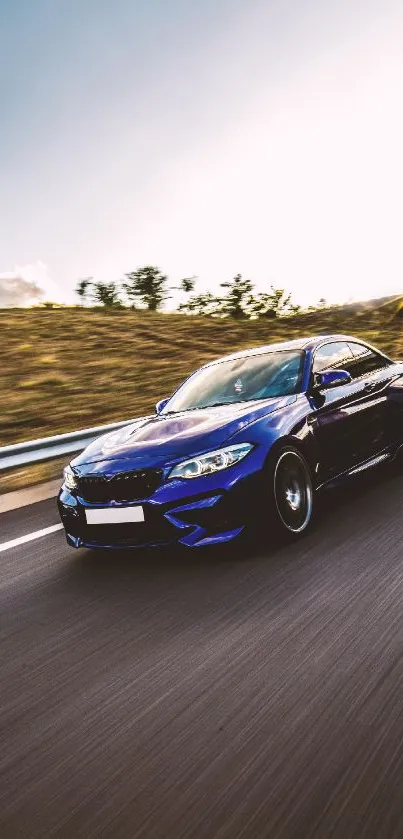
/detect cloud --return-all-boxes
[0,262,61,307]
[0,273,43,307]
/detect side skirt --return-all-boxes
[317,450,392,491]
[348,452,391,476]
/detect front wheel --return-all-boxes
[271,447,314,537]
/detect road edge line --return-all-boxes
[0,523,64,553]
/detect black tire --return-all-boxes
[269,446,314,538]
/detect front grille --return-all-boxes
[76,469,163,503]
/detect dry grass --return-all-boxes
[1,298,403,460]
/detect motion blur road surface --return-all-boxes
[2,468,403,838]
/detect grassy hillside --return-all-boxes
[1,297,403,493]
[2,299,403,451]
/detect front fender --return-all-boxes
[228,396,320,475]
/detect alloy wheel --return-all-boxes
[273,449,313,534]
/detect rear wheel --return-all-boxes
[271,447,314,537]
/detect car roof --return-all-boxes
[203,334,366,368]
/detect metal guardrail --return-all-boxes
[0,419,135,472]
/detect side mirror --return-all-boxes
[155,397,170,414]
[314,369,352,390]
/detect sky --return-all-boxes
[1,0,403,307]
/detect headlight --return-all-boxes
[168,443,253,480]
[63,465,78,491]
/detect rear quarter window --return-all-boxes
[348,342,391,377]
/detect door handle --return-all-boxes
[363,381,378,393]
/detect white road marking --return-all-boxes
[0,524,64,553]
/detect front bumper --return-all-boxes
[57,455,263,550]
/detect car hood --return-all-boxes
[72,395,297,469]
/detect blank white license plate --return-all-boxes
[85,507,145,525]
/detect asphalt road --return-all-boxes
[2,468,403,839]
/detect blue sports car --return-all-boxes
[58,334,403,550]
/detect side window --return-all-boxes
[313,342,354,374]
[348,342,390,378]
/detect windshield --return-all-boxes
[163,350,304,413]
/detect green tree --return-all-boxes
[178,291,220,316]
[177,276,196,294]
[92,281,122,308]
[252,285,297,318]
[76,277,92,304]
[172,275,197,309]
[123,266,168,311]
[219,274,254,319]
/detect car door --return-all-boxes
[347,341,398,449]
[309,341,392,481]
